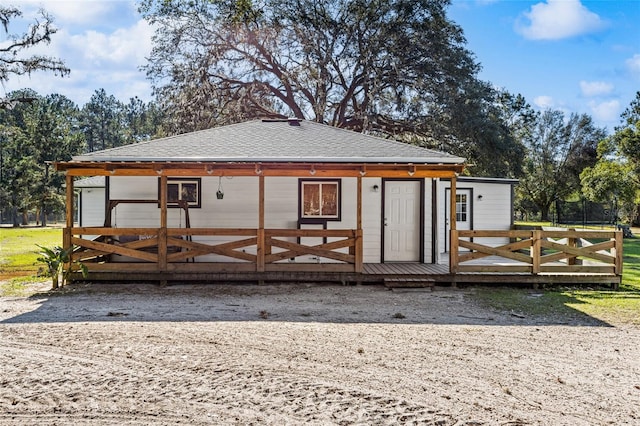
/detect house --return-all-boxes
[56,119,622,286]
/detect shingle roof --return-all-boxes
[74,119,464,164]
[74,176,106,187]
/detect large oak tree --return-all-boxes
[140,0,524,176]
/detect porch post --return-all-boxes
[158,175,168,272]
[63,174,74,253]
[355,175,363,273]
[257,174,265,272]
[449,174,457,273]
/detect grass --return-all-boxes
[0,226,62,295]
[474,227,640,325]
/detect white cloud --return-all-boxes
[18,0,132,26]
[533,95,555,109]
[579,80,614,97]
[588,100,620,124]
[69,20,153,67]
[1,16,154,105]
[515,0,606,40]
[626,54,640,77]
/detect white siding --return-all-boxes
[108,176,385,263]
[79,188,105,227]
[437,179,514,256]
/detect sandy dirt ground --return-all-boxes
[0,283,639,425]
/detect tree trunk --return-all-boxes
[540,205,551,222]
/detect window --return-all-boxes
[455,193,468,222]
[299,179,341,222]
[159,178,201,208]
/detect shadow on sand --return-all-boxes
[1,282,613,327]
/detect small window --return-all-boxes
[299,179,341,222]
[455,193,467,222]
[160,178,201,208]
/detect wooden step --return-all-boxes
[383,277,435,288]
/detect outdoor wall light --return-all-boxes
[216,176,224,199]
[478,194,483,200]
[372,184,380,193]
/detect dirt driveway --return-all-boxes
[1,283,638,425]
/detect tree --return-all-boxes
[443,87,533,177]
[141,2,488,134]
[580,161,637,224]
[581,92,640,225]
[518,110,604,221]
[122,97,165,143]
[0,91,84,226]
[0,6,69,108]
[80,89,126,152]
[29,94,85,225]
[613,91,640,174]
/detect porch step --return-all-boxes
[383,277,436,288]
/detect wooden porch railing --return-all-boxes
[69,227,362,273]
[450,229,623,276]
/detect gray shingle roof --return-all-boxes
[74,119,464,164]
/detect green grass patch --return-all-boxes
[0,227,62,280]
[474,237,640,325]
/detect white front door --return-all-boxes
[384,180,421,262]
[445,188,472,252]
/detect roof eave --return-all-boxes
[71,155,466,164]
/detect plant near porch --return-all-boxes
[36,244,87,289]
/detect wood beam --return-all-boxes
[158,175,168,271]
[64,174,74,255]
[55,161,465,179]
[257,174,265,272]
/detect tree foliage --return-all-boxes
[0,90,83,225]
[140,0,524,176]
[0,6,69,108]
[0,88,163,226]
[80,89,164,151]
[517,110,605,221]
[581,92,640,224]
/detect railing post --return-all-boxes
[257,229,265,272]
[449,229,458,273]
[567,228,576,265]
[614,230,623,276]
[532,230,541,274]
[354,229,363,273]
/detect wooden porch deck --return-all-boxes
[69,261,620,288]
[67,228,623,289]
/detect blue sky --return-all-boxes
[2,0,639,133]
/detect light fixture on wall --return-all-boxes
[372,184,380,193]
[205,165,214,175]
[478,194,483,200]
[255,164,263,175]
[309,165,316,175]
[359,167,367,177]
[407,165,416,176]
[216,176,224,199]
